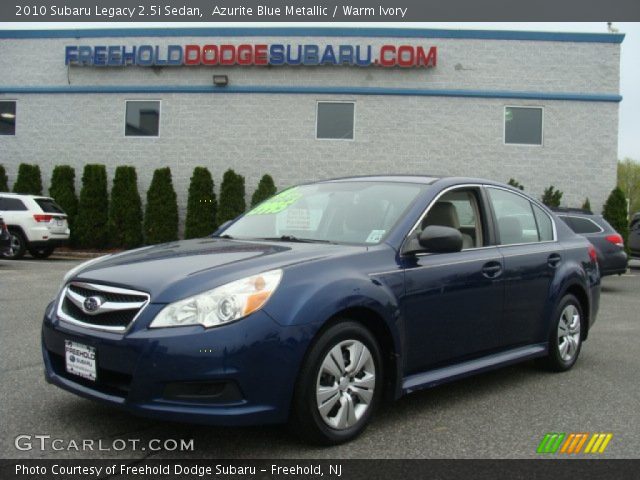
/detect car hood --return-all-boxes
[72,238,361,303]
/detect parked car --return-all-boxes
[0,216,11,256]
[630,212,640,259]
[42,176,600,444]
[554,208,627,276]
[0,193,70,260]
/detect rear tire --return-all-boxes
[29,246,54,259]
[2,230,26,260]
[289,321,383,445]
[537,294,583,372]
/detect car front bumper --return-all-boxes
[42,303,315,426]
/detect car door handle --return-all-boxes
[547,253,562,268]
[481,261,503,278]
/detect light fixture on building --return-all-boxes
[213,75,228,87]
[1,112,15,119]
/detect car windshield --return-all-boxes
[222,181,426,245]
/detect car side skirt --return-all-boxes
[402,344,547,394]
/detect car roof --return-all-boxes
[551,207,596,217]
[0,192,52,200]
[318,175,441,185]
[316,175,518,188]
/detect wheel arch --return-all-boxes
[6,224,27,239]
[292,305,402,412]
[561,283,590,341]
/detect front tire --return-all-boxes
[2,230,26,260]
[538,294,583,372]
[290,321,383,445]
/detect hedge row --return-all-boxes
[0,163,277,249]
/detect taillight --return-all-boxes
[588,245,597,263]
[605,234,624,248]
[33,214,53,223]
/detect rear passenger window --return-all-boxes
[559,216,602,234]
[487,188,539,245]
[532,204,554,241]
[0,197,28,211]
[35,198,65,214]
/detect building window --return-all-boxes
[504,106,543,146]
[125,100,160,137]
[316,102,355,140]
[0,101,16,136]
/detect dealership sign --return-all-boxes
[64,44,437,68]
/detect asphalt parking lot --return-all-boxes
[1,257,639,459]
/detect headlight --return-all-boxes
[149,269,283,329]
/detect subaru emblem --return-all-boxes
[83,296,104,313]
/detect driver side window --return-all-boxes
[416,189,484,250]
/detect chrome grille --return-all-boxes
[57,281,149,332]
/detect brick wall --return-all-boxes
[0,34,621,229]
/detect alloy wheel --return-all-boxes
[315,339,376,430]
[557,304,581,362]
[5,234,21,257]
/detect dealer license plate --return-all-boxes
[65,340,97,381]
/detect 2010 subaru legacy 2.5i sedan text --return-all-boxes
[42,176,600,444]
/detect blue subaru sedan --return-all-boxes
[42,176,600,444]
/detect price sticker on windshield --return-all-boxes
[247,188,302,216]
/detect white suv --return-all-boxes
[0,193,70,259]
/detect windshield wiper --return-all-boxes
[216,234,234,239]
[259,235,334,244]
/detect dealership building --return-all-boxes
[0,27,624,225]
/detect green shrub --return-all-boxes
[217,169,246,225]
[541,185,563,208]
[602,187,629,243]
[0,164,8,192]
[12,163,42,195]
[251,174,277,207]
[581,198,592,212]
[185,167,217,239]
[109,166,143,249]
[144,167,178,244]
[74,164,109,249]
[49,165,78,244]
[507,178,524,191]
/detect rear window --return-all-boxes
[34,198,65,214]
[0,197,28,211]
[559,216,602,234]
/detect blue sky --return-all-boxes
[1,21,638,160]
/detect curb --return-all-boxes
[51,251,113,260]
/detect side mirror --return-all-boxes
[417,225,463,253]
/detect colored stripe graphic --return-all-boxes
[538,433,613,454]
[537,433,566,453]
[584,433,613,454]
[560,433,589,454]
